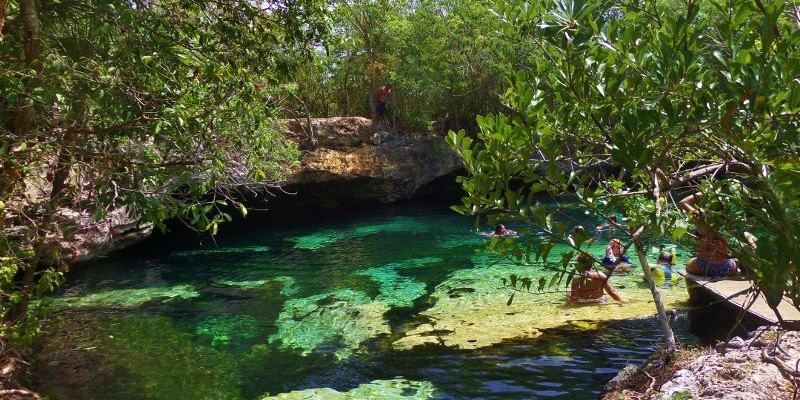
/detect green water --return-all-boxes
[33,203,695,399]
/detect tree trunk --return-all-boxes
[6,0,44,326]
[342,54,351,115]
[0,0,9,41]
[16,0,42,138]
[634,238,676,353]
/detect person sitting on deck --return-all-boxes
[566,253,624,305]
[601,239,632,274]
[679,192,742,277]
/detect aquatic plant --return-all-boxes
[261,378,436,399]
[268,289,391,360]
[196,315,260,346]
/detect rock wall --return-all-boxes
[278,117,463,210]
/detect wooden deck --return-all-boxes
[679,271,800,325]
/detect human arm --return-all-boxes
[744,231,757,250]
[603,281,623,302]
[587,269,624,302]
[679,192,702,215]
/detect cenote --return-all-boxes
[32,201,700,399]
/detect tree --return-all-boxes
[0,0,327,340]
[448,0,800,353]
[295,0,522,131]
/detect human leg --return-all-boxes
[686,257,702,275]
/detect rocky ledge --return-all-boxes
[279,117,462,209]
[603,326,799,399]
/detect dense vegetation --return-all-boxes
[1,0,799,364]
[0,0,523,345]
[448,0,800,350]
[0,0,327,341]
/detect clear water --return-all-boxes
[33,202,696,399]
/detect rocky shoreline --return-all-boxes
[603,326,798,400]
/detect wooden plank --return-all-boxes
[678,271,800,325]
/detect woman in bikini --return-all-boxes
[566,253,624,305]
[679,192,741,276]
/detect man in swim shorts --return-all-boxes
[371,84,393,130]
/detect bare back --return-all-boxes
[695,220,732,263]
[376,86,391,103]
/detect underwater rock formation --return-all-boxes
[268,289,391,360]
[393,253,690,351]
[288,216,433,250]
[215,276,298,296]
[51,284,200,309]
[261,378,436,399]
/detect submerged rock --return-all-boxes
[261,378,436,399]
[354,257,441,308]
[393,253,690,351]
[269,289,391,360]
[50,284,200,309]
[288,217,433,250]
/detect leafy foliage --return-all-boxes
[295,0,522,131]
[448,0,800,344]
[0,0,326,340]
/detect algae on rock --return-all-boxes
[393,252,690,351]
[50,284,200,309]
[196,315,260,346]
[261,378,436,399]
[268,289,391,359]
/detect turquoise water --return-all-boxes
[33,203,695,399]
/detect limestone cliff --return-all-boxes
[279,117,462,208]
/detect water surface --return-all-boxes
[33,203,695,399]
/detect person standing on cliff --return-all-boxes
[371,84,393,130]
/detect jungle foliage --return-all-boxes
[448,0,800,350]
[291,0,525,132]
[0,0,326,341]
